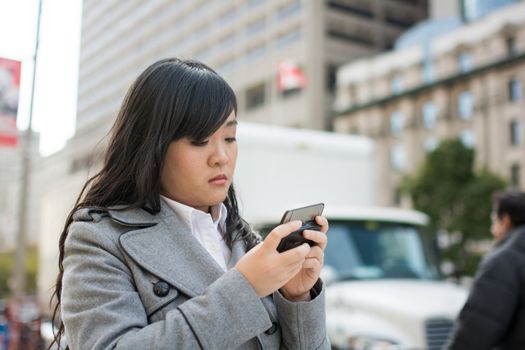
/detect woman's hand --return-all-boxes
[235,220,312,298]
[279,216,329,301]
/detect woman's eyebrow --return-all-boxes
[226,119,238,127]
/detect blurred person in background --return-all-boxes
[3,298,43,350]
[49,58,330,350]
[0,301,8,350]
[447,191,525,349]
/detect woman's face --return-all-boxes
[160,112,238,212]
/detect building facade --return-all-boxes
[76,0,427,141]
[333,1,525,206]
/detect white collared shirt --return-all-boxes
[161,195,232,271]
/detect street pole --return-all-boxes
[12,0,43,299]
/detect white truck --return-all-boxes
[234,123,468,350]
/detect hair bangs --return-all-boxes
[172,66,237,142]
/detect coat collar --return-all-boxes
[114,199,246,297]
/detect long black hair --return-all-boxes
[49,58,258,349]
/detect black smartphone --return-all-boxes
[277,203,325,253]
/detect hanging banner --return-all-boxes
[0,57,21,147]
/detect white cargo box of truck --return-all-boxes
[234,122,376,223]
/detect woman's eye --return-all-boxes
[191,140,209,146]
[225,137,237,143]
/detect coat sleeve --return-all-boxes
[446,250,520,350]
[273,279,330,350]
[62,222,273,350]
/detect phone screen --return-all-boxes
[280,203,325,224]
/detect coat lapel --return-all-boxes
[116,200,226,298]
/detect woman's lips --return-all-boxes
[209,174,227,185]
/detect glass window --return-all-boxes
[246,0,266,9]
[216,57,239,75]
[219,33,237,49]
[277,1,301,21]
[393,187,402,206]
[192,24,210,41]
[458,91,474,119]
[511,164,521,188]
[507,36,517,56]
[422,45,435,84]
[424,138,438,153]
[245,82,266,110]
[275,28,301,48]
[423,61,435,84]
[246,18,266,36]
[508,78,522,102]
[348,85,357,105]
[327,64,338,93]
[219,8,238,25]
[390,145,406,171]
[390,111,405,137]
[510,120,522,146]
[458,52,472,73]
[327,1,373,18]
[391,75,404,95]
[195,46,213,61]
[460,129,475,148]
[422,101,438,129]
[246,43,266,61]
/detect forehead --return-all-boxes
[223,112,237,126]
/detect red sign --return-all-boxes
[0,57,21,147]
[276,59,307,93]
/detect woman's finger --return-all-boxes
[279,242,311,265]
[314,216,329,233]
[305,245,324,260]
[303,230,328,250]
[264,220,302,251]
[302,257,322,270]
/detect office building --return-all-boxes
[333,1,525,206]
[77,0,428,142]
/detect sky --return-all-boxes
[0,0,82,156]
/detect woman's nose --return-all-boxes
[209,144,229,166]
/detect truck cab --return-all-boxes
[320,206,467,350]
[256,206,467,350]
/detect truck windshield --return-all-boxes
[324,220,440,281]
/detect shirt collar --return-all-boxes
[160,195,228,233]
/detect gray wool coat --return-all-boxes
[61,199,330,350]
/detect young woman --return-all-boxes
[50,58,330,349]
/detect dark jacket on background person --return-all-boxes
[447,225,525,350]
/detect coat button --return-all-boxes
[153,281,170,297]
[265,321,279,335]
